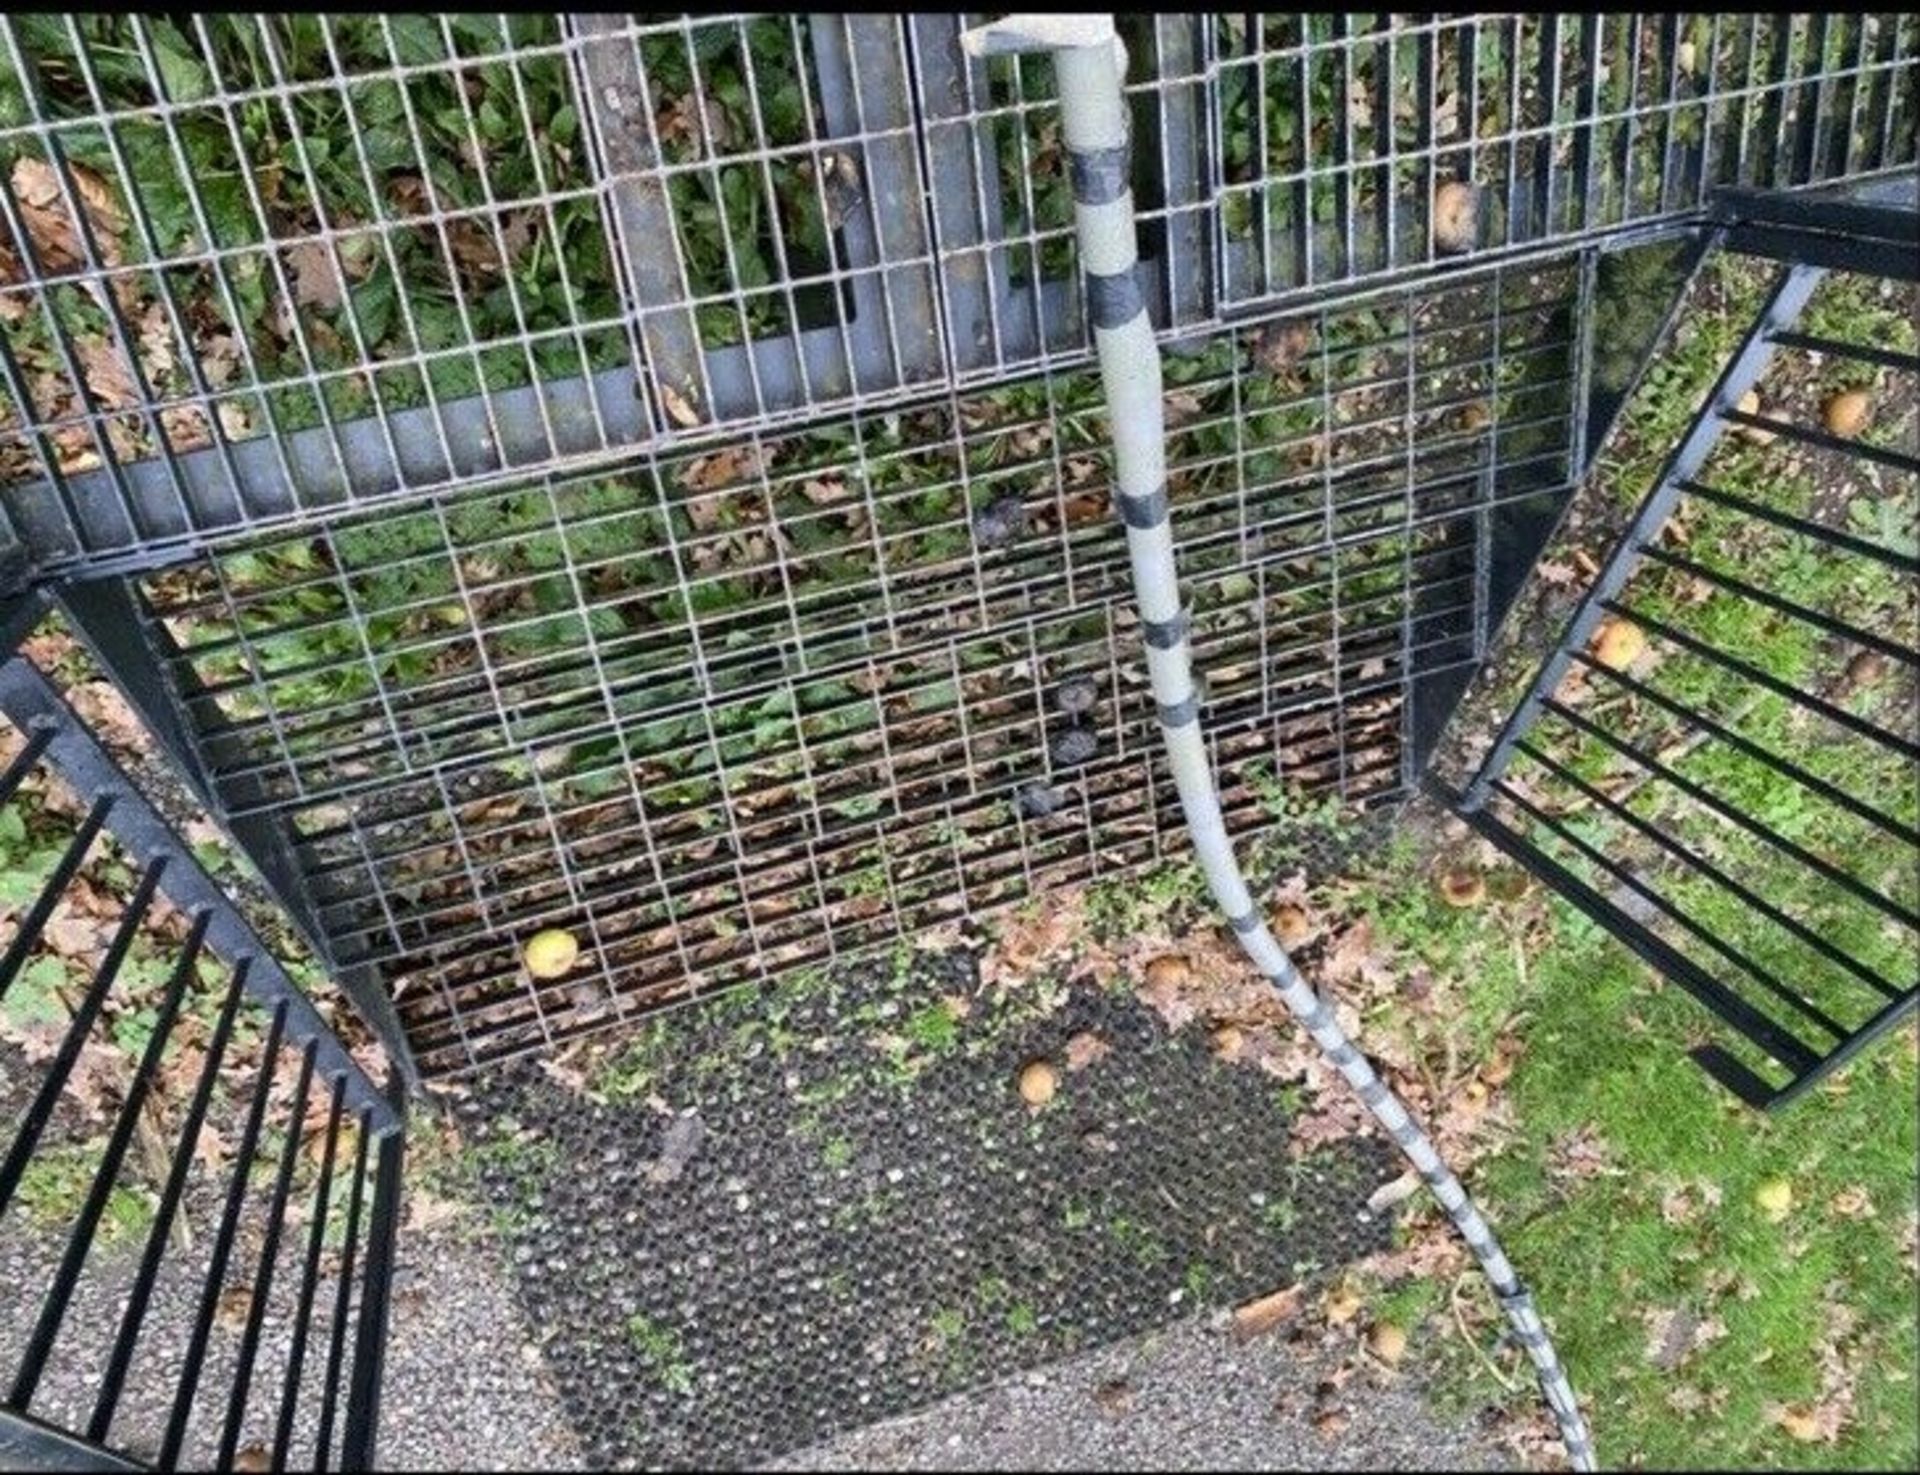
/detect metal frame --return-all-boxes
[1447,182,1919,1108]
[1,14,1912,584]
[0,629,404,1468]
[110,248,1611,1075]
[0,15,1910,1084]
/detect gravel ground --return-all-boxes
[0,1157,581,1472]
[371,1219,583,1471]
[768,1310,1506,1472]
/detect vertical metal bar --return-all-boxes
[0,857,165,1214]
[217,1039,319,1470]
[566,14,704,430]
[311,1115,372,1474]
[7,910,210,1411]
[1796,12,1831,185]
[88,960,252,1445]
[270,1075,345,1467]
[1573,13,1602,233]
[1569,247,1601,476]
[337,1108,405,1473]
[159,1001,290,1470]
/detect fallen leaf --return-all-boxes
[1365,1169,1421,1215]
[215,1282,253,1330]
[1323,1280,1362,1327]
[1091,1378,1134,1416]
[678,443,766,496]
[1659,1178,1723,1227]
[1366,1321,1408,1366]
[8,156,125,276]
[1828,1185,1874,1220]
[1311,1404,1351,1437]
[1063,1031,1111,1072]
[1231,1282,1303,1341]
[1774,1405,1825,1442]
[403,1187,465,1234]
[1546,1123,1618,1181]
[1643,1306,1727,1370]
[284,240,346,310]
[660,382,701,428]
[1321,919,1393,992]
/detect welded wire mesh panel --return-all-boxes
[1460,263,1918,1107]
[0,669,401,1468]
[0,13,1912,585]
[1207,13,1920,303]
[128,256,1587,1073]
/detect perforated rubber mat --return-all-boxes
[449,945,1399,1469]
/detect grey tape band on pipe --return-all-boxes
[1069,143,1131,204]
[1115,486,1169,529]
[1086,269,1145,329]
[1141,610,1189,649]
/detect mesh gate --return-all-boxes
[0,14,1914,580]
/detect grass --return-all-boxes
[626,1312,695,1396]
[13,1142,155,1246]
[1330,254,1919,1467]
[1346,828,1918,1468]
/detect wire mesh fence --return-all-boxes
[0,14,1913,582]
[130,254,1588,1074]
[0,13,1912,1079]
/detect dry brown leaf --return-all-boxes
[1545,1123,1618,1181]
[799,477,850,506]
[76,334,140,411]
[1311,1404,1351,1438]
[1642,1306,1727,1370]
[68,679,148,756]
[1322,1280,1362,1327]
[1230,1282,1303,1341]
[215,1282,253,1330]
[1321,919,1394,993]
[1828,1185,1875,1220]
[403,1186,465,1234]
[1659,1178,1723,1227]
[8,156,125,275]
[1063,1031,1111,1072]
[284,240,346,311]
[1289,1090,1371,1156]
[1365,1169,1421,1215]
[679,443,765,497]
[660,382,702,429]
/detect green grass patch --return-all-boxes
[1351,253,1918,1468]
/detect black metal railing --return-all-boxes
[0,631,402,1470]
[1448,181,1919,1108]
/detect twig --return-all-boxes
[1452,1270,1520,1393]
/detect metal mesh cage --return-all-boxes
[1,15,1913,582]
[133,255,1585,1073]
